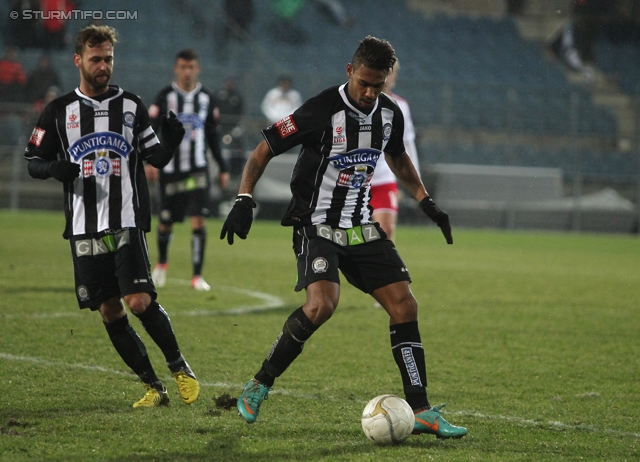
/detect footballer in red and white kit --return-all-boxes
[369,61,420,241]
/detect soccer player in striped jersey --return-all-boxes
[146,49,229,292]
[222,36,467,439]
[24,25,200,408]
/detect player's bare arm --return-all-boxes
[238,140,275,195]
[385,152,428,202]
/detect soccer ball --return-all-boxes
[361,394,415,445]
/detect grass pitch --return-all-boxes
[0,209,638,461]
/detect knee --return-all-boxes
[303,296,338,325]
[123,293,152,315]
[99,298,126,323]
[389,293,418,323]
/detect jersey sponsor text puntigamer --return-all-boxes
[24,85,163,238]
[262,83,406,229]
[149,81,227,182]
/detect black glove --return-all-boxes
[160,110,185,152]
[419,197,453,245]
[48,160,80,182]
[220,195,257,245]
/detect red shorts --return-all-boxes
[369,182,399,214]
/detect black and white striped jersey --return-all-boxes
[262,83,406,229]
[149,81,227,183]
[24,85,162,238]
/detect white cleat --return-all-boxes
[191,276,211,291]
[152,263,168,287]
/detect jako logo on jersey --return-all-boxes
[275,115,298,138]
[328,148,381,169]
[67,132,133,161]
[359,124,372,131]
[95,110,109,117]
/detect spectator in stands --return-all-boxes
[550,22,595,83]
[370,60,420,242]
[217,76,246,176]
[261,75,303,125]
[572,0,618,63]
[0,47,28,103]
[269,0,308,43]
[27,54,62,103]
[550,0,618,82]
[39,0,74,49]
[32,85,61,115]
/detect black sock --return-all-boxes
[157,228,171,264]
[191,227,206,276]
[390,321,430,410]
[254,307,319,387]
[104,315,160,385]
[134,301,183,372]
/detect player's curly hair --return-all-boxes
[75,25,118,55]
[352,36,397,72]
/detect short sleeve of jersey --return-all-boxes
[261,91,329,156]
[383,99,406,158]
[24,102,61,162]
[131,95,162,155]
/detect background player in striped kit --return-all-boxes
[23,25,200,408]
[369,59,420,242]
[221,36,467,439]
[146,49,229,292]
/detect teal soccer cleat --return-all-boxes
[413,404,468,439]
[237,379,271,423]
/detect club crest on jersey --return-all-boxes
[122,111,135,128]
[382,123,392,141]
[312,257,328,273]
[67,132,133,161]
[83,156,121,178]
[275,115,298,138]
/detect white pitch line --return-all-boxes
[167,280,285,315]
[1,352,639,440]
[1,283,285,319]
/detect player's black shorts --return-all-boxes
[293,223,411,293]
[69,228,156,310]
[158,173,211,224]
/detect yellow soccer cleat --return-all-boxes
[133,384,170,408]
[172,369,200,405]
